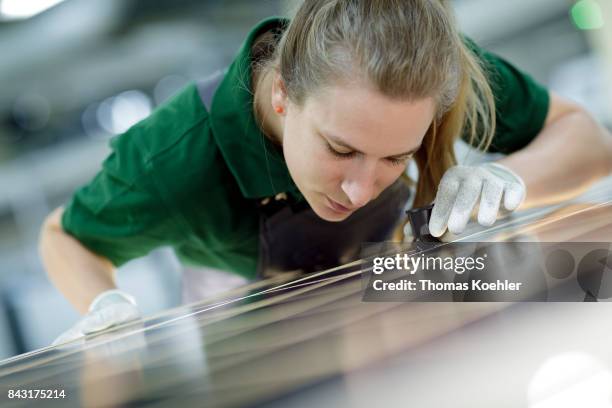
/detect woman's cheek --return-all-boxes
[379,165,407,192]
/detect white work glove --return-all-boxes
[429,162,526,237]
[52,289,141,346]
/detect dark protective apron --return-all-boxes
[182,71,411,302]
[255,182,410,277]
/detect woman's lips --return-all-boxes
[326,196,353,213]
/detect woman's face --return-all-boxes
[278,80,436,222]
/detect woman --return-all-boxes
[41,0,612,344]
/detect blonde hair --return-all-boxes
[254,0,496,209]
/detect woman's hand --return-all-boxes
[52,289,141,346]
[428,162,526,237]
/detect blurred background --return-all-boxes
[0,0,609,358]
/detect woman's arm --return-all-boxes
[497,92,612,209]
[39,207,117,314]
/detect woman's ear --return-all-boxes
[271,72,288,115]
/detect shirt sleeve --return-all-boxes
[61,128,179,267]
[462,37,550,154]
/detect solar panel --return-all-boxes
[1,178,611,407]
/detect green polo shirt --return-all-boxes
[62,17,550,279]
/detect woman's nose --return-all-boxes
[340,162,377,208]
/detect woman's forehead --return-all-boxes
[303,83,434,155]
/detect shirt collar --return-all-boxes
[209,17,301,200]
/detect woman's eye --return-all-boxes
[386,157,408,166]
[326,143,355,158]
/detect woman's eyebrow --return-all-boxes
[324,132,421,157]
